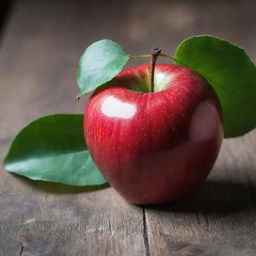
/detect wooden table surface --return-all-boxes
[0,0,256,255]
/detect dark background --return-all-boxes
[1,0,256,126]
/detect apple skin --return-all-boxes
[84,64,223,205]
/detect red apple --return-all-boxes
[84,64,223,205]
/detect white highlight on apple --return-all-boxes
[190,101,219,142]
[154,71,174,92]
[101,96,137,119]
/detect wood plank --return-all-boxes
[0,1,147,255]
[0,190,146,256]
[128,1,256,255]
[145,131,256,256]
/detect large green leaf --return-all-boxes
[4,114,106,186]
[77,39,130,96]
[175,35,256,138]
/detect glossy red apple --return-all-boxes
[84,64,223,205]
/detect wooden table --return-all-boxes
[0,1,256,255]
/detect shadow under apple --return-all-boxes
[7,170,256,215]
[145,177,256,215]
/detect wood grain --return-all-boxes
[0,0,256,255]
[0,190,146,256]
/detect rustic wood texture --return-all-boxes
[0,0,256,255]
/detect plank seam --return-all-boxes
[143,207,150,256]
[19,246,24,256]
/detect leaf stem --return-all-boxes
[160,53,188,67]
[129,54,151,59]
[130,53,187,67]
[150,48,161,93]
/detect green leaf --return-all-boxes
[3,114,107,186]
[77,39,130,96]
[175,35,256,138]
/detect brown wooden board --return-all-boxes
[0,0,256,255]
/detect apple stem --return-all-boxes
[150,48,161,92]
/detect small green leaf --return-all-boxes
[77,39,130,96]
[175,35,256,138]
[4,114,106,186]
